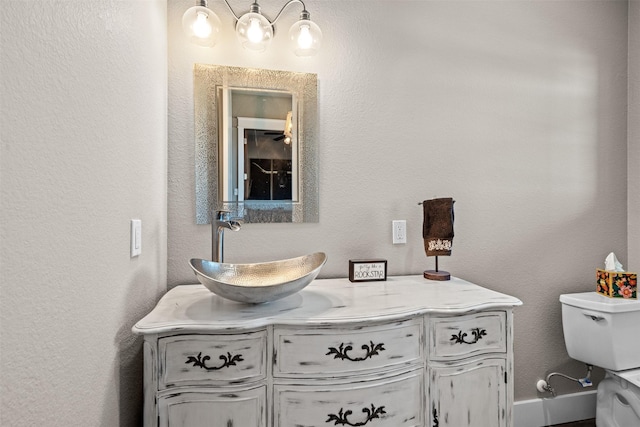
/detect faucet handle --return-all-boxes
[216,209,244,224]
[215,210,232,221]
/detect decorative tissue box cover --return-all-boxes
[596,269,637,299]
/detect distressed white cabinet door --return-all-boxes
[158,387,266,427]
[429,358,507,427]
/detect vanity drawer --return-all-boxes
[158,332,267,389]
[273,318,422,378]
[158,385,267,427]
[429,311,506,360]
[274,369,423,427]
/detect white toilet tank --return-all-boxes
[560,292,640,371]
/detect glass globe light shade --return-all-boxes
[289,19,322,56]
[236,12,273,52]
[182,5,222,47]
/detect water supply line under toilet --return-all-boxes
[536,364,593,397]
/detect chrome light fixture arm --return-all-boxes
[271,0,309,25]
[217,0,241,20]
[214,0,311,26]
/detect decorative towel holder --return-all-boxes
[419,198,455,281]
[424,256,450,281]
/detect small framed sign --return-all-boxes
[349,259,387,282]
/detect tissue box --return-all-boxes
[596,269,638,299]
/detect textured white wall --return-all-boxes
[0,1,167,426]
[169,0,629,401]
[629,1,640,270]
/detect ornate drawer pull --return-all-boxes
[326,341,385,362]
[185,351,244,371]
[432,406,439,427]
[450,327,487,345]
[326,404,386,426]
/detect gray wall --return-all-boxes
[169,0,630,401]
[1,1,168,425]
[629,1,640,270]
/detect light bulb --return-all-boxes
[297,24,313,49]
[289,18,322,56]
[192,11,212,39]
[246,18,264,44]
[182,5,221,47]
[236,12,273,51]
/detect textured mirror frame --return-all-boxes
[194,64,318,224]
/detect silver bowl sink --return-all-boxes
[189,252,327,304]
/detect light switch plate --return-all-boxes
[131,219,141,257]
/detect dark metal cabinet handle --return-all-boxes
[326,341,385,362]
[185,351,244,371]
[450,327,487,345]
[326,404,386,426]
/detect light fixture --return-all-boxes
[288,10,322,56]
[182,0,222,47]
[235,3,273,52]
[183,0,322,56]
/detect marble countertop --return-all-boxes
[133,275,522,334]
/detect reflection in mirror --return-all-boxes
[236,118,294,202]
[195,64,318,224]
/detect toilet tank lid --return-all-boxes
[560,292,640,313]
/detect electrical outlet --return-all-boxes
[392,220,407,244]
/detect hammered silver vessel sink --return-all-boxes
[189,252,327,304]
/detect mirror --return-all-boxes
[195,64,318,224]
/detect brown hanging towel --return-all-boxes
[422,198,455,257]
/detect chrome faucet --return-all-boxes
[213,210,241,263]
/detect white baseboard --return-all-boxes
[514,390,597,427]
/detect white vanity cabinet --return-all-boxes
[133,276,521,427]
[428,312,512,427]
